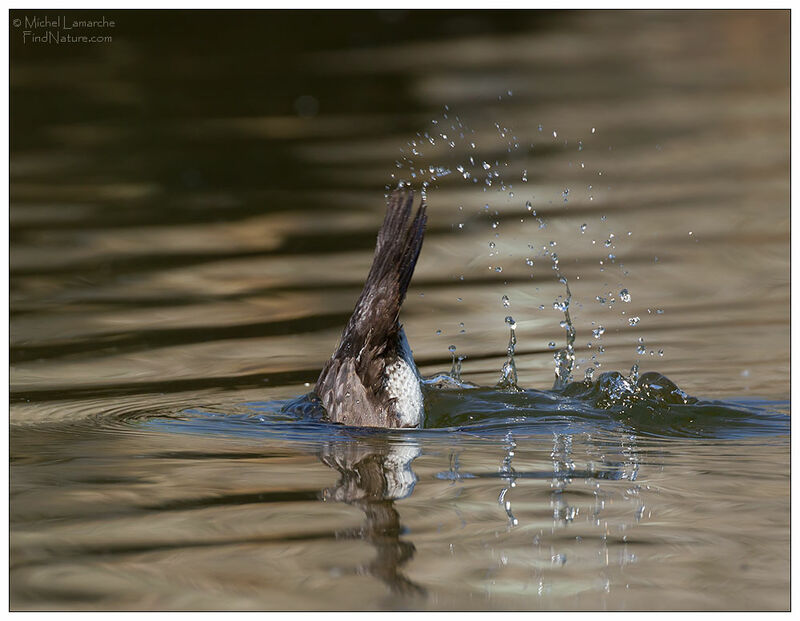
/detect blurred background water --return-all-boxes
[10,9,789,611]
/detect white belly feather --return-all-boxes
[384,357,424,427]
[384,328,424,427]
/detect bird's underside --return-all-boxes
[315,190,427,428]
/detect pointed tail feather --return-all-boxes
[367,190,427,310]
[317,189,427,404]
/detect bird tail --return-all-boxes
[366,189,427,315]
[317,189,427,400]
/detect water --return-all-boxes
[10,9,789,611]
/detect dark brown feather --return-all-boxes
[315,189,427,426]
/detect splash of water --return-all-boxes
[448,345,465,383]
[391,103,642,394]
[496,316,521,392]
[552,274,576,391]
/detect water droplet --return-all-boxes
[448,344,457,353]
[488,241,496,249]
[548,341,556,349]
[495,266,503,273]
[592,326,605,338]
[591,127,596,134]
[580,223,587,233]
[502,295,510,307]
[636,345,646,355]
[628,317,640,326]
[525,258,534,266]
[619,289,631,302]
[505,316,516,328]
[436,329,442,335]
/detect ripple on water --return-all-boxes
[140,370,789,444]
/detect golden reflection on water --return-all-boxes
[10,9,789,611]
[10,423,789,610]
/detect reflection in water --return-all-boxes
[550,433,577,525]
[423,425,661,601]
[498,431,519,527]
[9,405,790,610]
[319,439,425,597]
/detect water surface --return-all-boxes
[10,9,789,611]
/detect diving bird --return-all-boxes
[315,189,427,428]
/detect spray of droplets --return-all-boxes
[496,316,520,391]
[390,103,663,388]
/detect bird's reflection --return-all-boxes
[315,427,647,599]
[319,438,425,597]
